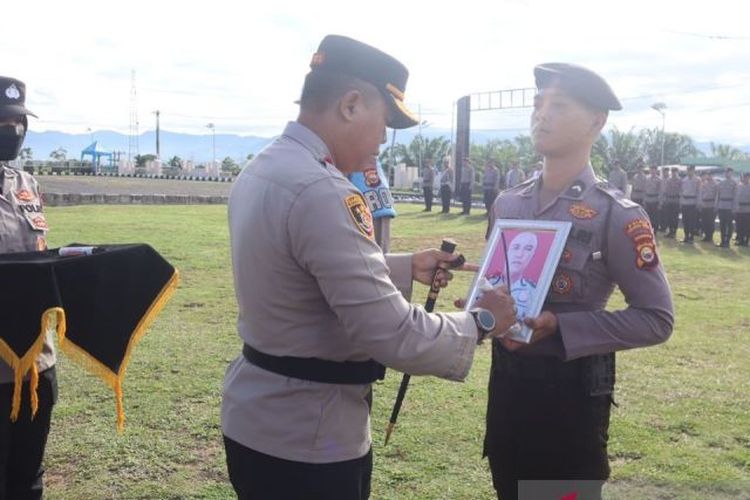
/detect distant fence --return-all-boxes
[42,193,229,207]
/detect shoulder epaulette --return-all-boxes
[595,181,639,208]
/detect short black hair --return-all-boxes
[299,70,379,113]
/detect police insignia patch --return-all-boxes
[15,189,35,202]
[552,272,573,295]
[568,202,598,219]
[625,218,659,270]
[30,215,48,231]
[36,236,47,251]
[344,194,374,240]
[562,248,573,264]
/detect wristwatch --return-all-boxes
[470,307,496,344]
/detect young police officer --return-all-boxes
[485,63,674,500]
[0,76,56,499]
[221,35,517,500]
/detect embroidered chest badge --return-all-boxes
[552,272,573,295]
[625,218,659,270]
[344,194,374,240]
[568,202,598,220]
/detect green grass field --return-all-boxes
[40,203,749,499]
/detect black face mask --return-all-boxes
[0,123,26,161]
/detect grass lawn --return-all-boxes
[40,203,749,499]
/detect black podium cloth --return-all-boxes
[0,244,179,430]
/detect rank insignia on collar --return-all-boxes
[552,272,573,295]
[569,202,598,219]
[624,218,659,270]
[344,194,374,240]
[565,180,586,198]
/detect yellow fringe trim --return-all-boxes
[58,270,180,432]
[0,307,65,421]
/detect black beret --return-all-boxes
[534,63,622,111]
[310,35,418,129]
[0,76,37,119]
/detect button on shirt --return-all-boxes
[221,122,478,464]
[0,165,55,384]
[489,165,674,360]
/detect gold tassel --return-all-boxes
[0,307,65,421]
[58,270,180,432]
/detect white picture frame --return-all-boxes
[465,219,572,343]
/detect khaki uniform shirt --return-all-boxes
[421,165,435,188]
[717,178,738,210]
[483,167,500,190]
[644,175,662,204]
[630,172,646,200]
[221,122,478,463]
[680,176,700,206]
[607,167,627,193]
[735,183,750,214]
[440,167,454,186]
[0,164,56,384]
[460,165,474,188]
[664,177,681,205]
[490,165,673,360]
[698,181,717,210]
[506,168,525,189]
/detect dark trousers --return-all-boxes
[700,208,715,241]
[645,201,659,229]
[484,367,610,500]
[439,185,452,213]
[422,187,433,211]
[718,209,734,245]
[483,188,498,213]
[460,183,472,214]
[681,205,697,240]
[736,213,750,245]
[224,436,372,500]
[0,367,57,500]
[664,202,679,234]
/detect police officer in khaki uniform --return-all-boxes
[662,167,681,238]
[629,161,647,205]
[680,165,700,243]
[221,35,517,500]
[421,156,435,212]
[459,157,475,215]
[482,159,501,214]
[439,157,453,213]
[607,159,627,194]
[0,76,57,499]
[644,165,662,228]
[485,63,674,500]
[717,167,738,247]
[698,172,717,241]
[734,172,750,246]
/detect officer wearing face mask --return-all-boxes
[0,76,57,499]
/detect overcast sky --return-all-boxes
[4,0,749,145]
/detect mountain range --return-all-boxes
[24,129,748,164]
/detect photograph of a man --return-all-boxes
[484,230,554,320]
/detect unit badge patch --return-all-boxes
[15,189,35,202]
[552,272,573,295]
[568,202,598,220]
[344,194,374,240]
[625,218,658,270]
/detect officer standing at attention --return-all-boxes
[607,159,627,194]
[662,167,681,238]
[698,172,717,242]
[439,157,453,214]
[221,35,517,500]
[459,157,475,215]
[505,161,525,188]
[644,165,662,228]
[0,76,57,499]
[734,172,750,247]
[658,166,670,232]
[485,63,674,500]
[421,155,435,212]
[629,160,646,205]
[717,167,738,247]
[482,159,501,214]
[679,165,700,243]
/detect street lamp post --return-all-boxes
[651,102,667,166]
[206,123,216,167]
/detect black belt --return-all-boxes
[740,202,750,206]
[682,196,697,199]
[720,198,734,201]
[242,344,385,384]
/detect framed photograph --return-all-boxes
[465,219,572,343]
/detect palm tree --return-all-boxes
[709,142,748,161]
[592,127,643,175]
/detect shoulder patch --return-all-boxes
[624,218,659,270]
[344,194,374,240]
[596,182,639,208]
